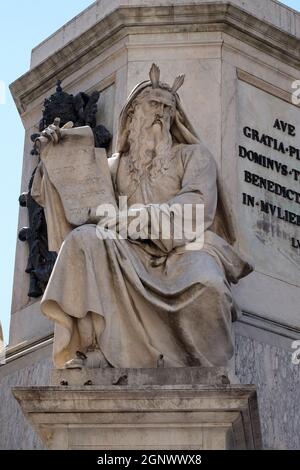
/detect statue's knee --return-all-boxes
[204,276,230,300]
[65,225,115,256]
[67,225,98,244]
[58,226,100,259]
[95,225,116,240]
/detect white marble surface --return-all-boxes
[30,1,300,68]
[1,331,299,449]
[13,382,261,449]
[9,302,53,348]
[237,81,300,285]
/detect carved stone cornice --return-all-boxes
[10,3,300,114]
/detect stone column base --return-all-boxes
[13,368,262,450]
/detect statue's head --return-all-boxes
[125,65,185,147]
[130,87,175,139]
[115,64,199,181]
[117,64,199,156]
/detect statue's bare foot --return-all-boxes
[85,349,111,368]
[64,349,111,369]
[64,351,87,369]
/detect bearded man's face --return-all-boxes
[127,88,175,181]
[141,89,175,127]
[131,89,175,150]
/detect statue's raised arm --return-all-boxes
[31,118,116,252]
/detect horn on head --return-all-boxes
[149,63,160,89]
[171,74,185,94]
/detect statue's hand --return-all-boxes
[97,210,130,233]
[97,207,149,239]
[41,117,74,145]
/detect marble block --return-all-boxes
[51,366,231,387]
[13,368,262,450]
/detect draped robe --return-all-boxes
[39,142,252,368]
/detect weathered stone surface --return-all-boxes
[0,357,51,450]
[10,2,300,116]
[30,1,300,69]
[235,333,300,450]
[9,302,53,347]
[51,366,230,387]
[1,329,299,449]
[237,81,300,291]
[12,383,262,450]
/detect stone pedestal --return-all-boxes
[13,368,262,450]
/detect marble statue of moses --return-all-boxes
[32,64,252,369]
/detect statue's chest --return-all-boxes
[116,152,183,205]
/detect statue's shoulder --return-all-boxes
[177,143,217,170]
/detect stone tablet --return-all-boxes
[237,81,300,286]
[39,126,116,226]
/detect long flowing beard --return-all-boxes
[127,114,173,184]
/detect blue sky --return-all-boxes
[0,0,299,345]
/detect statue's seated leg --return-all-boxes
[170,250,235,367]
[65,312,110,369]
[199,257,235,364]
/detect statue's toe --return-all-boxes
[64,356,85,370]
